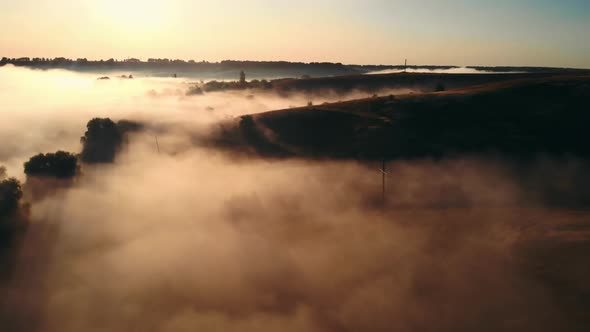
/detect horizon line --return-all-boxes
[2,57,589,70]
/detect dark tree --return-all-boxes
[24,151,78,178]
[0,177,25,248]
[80,118,122,163]
[0,178,22,218]
[80,118,143,163]
[240,70,246,84]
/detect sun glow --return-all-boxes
[93,0,170,33]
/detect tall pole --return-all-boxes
[155,135,160,154]
[404,59,407,72]
[380,158,387,207]
[382,159,386,205]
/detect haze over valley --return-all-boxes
[1,1,589,331]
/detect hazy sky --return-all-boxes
[1,0,588,67]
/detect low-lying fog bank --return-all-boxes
[1,66,589,332]
[366,67,523,75]
[0,65,415,178]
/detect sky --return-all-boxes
[0,0,588,67]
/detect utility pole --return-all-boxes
[404,59,407,73]
[379,158,388,206]
[155,135,160,154]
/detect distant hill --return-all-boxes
[268,72,586,96]
[214,75,590,160]
[2,57,589,80]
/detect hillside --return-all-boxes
[218,75,590,160]
[269,72,590,95]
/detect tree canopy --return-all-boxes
[24,151,78,178]
[80,118,122,163]
[80,118,143,163]
[0,178,22,218]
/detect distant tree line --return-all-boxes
[0,57,356,72]
[3,57,588,76]
[188,78,273,95]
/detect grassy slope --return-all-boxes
[239,75,590,160]
[270,72,588,95]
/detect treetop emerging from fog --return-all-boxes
[24,151,78,178]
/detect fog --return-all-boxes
[366,67,523,75]
[0,65,586,332]
[0,65,377,178]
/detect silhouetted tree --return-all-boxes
[0,177,25,248]
[80,118,143,163]
[240,70,246,84]
[24,151,78,178]
[80,118,122,163]
[0,178,22,219]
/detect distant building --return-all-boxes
[240,70,246,84]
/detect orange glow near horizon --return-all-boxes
[0,0,588,67]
